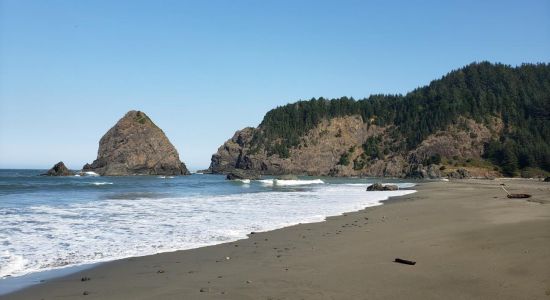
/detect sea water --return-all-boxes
[0,170,415,293]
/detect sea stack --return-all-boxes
[83,110,190,176]
[42,161,75,176]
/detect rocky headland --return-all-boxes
[208,116,499,179]
[83,110,190,176]
[207,62,550,179]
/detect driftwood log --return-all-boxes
[507,194,532,199]
[394,258,416,265]
[500,184,532,199]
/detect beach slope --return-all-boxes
[4,179,550,299]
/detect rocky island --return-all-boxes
[208,62,550,179]
[83,110,190,176]
[41,161,75,176]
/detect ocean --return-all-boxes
[0,169,416,293]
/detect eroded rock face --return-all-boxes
[208,115,502,178]
[447,168,471,179]
[405,164,442,179]
[42,161,74,176]
[210,116,393,176]
[83,111,190,176]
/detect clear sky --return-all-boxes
[1,0,549,170]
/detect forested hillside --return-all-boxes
[250,62,550,176]
[209,62,550,177]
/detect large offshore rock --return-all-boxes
[83,110,190,176]
[41,161,75,176]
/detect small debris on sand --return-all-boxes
[507,193,532,199]
[394,258,416,265]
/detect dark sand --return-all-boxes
[4,179,550,299]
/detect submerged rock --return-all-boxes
[226,169,260,180]
[366,183,399,191]
[83,110,190,176]
[42,161,75,176]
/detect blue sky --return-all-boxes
[1,0,549,170]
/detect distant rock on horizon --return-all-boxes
[83,110,190,176]
[42,161,75,176]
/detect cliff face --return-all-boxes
[83,111,190,176]
[210,116,381,176]
[208,115,502,178]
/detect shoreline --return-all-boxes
[0,182,416,295]
[3,179,550,299]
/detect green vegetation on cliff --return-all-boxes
[253,62,550,175]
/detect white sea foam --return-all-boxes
[258,179,324,186]
[396,182,416,188]
[0,251,28,278]
[0,184,415,278]
[91,182,113,186]
[82,171,99,177]
[274,179,324,186]
[258,179,275,186]
[236,179,250,184]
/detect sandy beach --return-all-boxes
[3,179,550,300]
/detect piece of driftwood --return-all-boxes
[500,184,532,199]
[507,193,532,199]
[394,258,416,265]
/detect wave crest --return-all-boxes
[258,179,324,186]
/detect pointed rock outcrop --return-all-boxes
[83,110,190,176]
[42,161,75,176]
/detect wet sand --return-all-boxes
[3,179,550,300]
